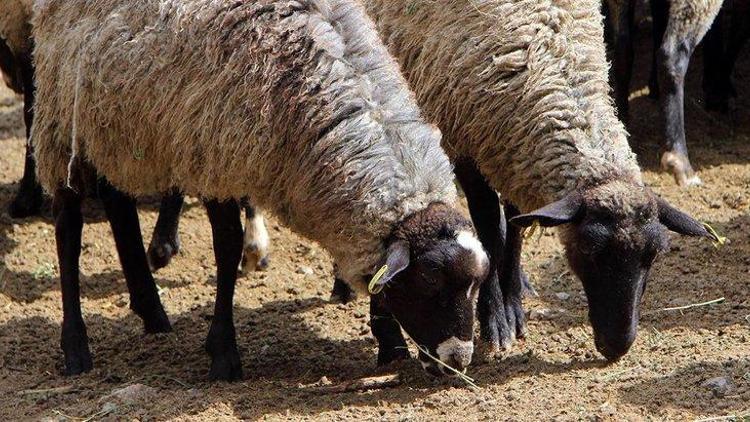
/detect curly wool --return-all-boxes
[31,0,457,286]
[664,0,723,48]
[365,0,644,212]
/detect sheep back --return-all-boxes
[31,0,457,285]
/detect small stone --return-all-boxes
[114,297,128,308]
[529,308,555,320]
[296,266,314,275]
[555,292,571,301]
[101,402,118,413]
[702,376,733,398]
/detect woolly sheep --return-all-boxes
[31,0,489,379]
[605,0,724,186]
[363,0,718,360]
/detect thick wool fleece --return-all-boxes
[665,0,723,46]
[0,0,33,56]
[365,0,644,212]
[31,0,457,286]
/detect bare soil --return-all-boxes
[0,26,748,422]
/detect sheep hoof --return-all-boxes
[139,304,172,334]
[474,340,503,363]
[208,349,243,382]
[661,151,701,187]
[61,325,93,376]
[329,278,357,304]
[520,271,538,298]
[8,185,43,219]
[239,247,269,274]
[505,298,526,341]
[147,237,180,271]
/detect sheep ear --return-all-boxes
[368,241,410,294]
[510,192,583,228]
[656,196,718,241]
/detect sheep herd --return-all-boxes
[0,0,746,390]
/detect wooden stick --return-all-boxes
[304,374,401,394]
[18,385,78,396]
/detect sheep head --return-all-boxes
[369,202,489,376]
[511,180,718,362]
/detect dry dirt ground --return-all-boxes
[0,22,749,422]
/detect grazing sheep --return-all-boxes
[364,0,718,360]
[605,0,724,186]
[31,0,489,380]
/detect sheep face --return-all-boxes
[511,181,718,362]
[370,203,489,375]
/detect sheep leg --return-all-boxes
[204,199,243,382]
[702,9,728,112]
[9,59,43,219]
[606,0,636,122]
[648,0,669,99]
[717,0,750,107]
[240,201,270,273]
[98,179,171,334]
[370,295,409,366]
[453,160,513,355]
[147,190,184,271]
[657,17,702,186]
[499,203,527,341]
[54,187,93,375]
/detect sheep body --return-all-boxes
[0,0,32,56]
[31,0,457,287]
[365,0,643,212]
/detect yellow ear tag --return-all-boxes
[368,264,389,295]
[523,220,541,240]
[703,223,727,248]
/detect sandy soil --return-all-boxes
[0,21,748,422]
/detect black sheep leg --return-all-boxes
[54,187,92,375]
[606,0,636,122]
[9,58,43,219]
[98,179,171,333]
[370,295,409,366]
[454,159,513,353]
[648,0,669,99]
[204,199,244,381]
[702,9,728,112]
[147,190,184,271]
[657,11,702,186]
[498,203,526,341]
[330,276,357,304]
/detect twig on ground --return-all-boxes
[303,374,401,394]
[18,385,78,396]
[644,297,725,315]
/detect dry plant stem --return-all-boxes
[644,297,725,315]
[305,374,401,393]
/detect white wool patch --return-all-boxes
[456,231,489,276]
[436,336,473,369]
[243,213,269,256]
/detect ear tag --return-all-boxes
[702,223,727,248]
[522,220,543,241]
[368,265,389,295]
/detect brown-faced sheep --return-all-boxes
[31,0,489,380]
[363,0,718,360]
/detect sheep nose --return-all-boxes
[436,337,473,375]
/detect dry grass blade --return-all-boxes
[644,297,725,315]
[18,385,78,396]
[412,344,479,389]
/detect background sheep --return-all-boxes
[31,0,489,380]
[364,0,718,360]
[604,0,724,186]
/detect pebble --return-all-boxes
[529,308,555,320]
[296,266,314,275]
[702,376,733,398]
[555,292,571,301]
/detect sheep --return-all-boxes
[604,0,724,186]
[363,0,719,361]
[30,0,490,380]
